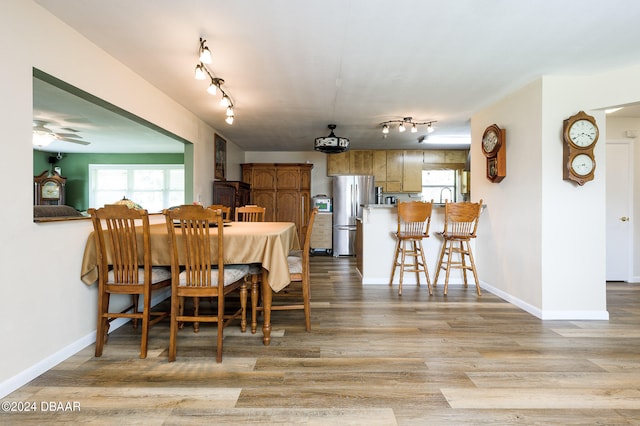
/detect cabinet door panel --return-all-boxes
[386,151,403,183]
[327,152,350,175]
[373,151,387,182]
[402,150,422,192]
[349,151,373,175]
[277,167,300,189]
[276,191,300,225]
[253,191,277,221]
[252,168,277,190]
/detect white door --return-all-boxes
[606,141,633,281]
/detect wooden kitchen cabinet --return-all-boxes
[372,151,387,183]
[402,150,423,192]
[241,163,313,241]
[326,152,350,175]
[326,150,373,176]
[349,151,373,175]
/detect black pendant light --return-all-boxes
[314,124,349,154]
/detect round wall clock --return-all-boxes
[562,111,598,186]
[481,124,506,183]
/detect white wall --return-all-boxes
[472,65,640,320]
[0,1,236,397]
[472,80,544,309]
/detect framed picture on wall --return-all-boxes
[215,134,226,180]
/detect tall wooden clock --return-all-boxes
[562,111,598,186]
[34,170,66,205]
[481,124,506,183]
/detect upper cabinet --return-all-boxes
[401,150,423,193]
[327,149,469,193]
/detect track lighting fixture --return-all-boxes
[379,117,437,136]
[193,38,236,124]
[199,38,212,64]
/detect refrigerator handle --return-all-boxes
[353,183,358,217]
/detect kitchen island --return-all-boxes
[357,204,478,287]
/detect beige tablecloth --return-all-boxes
[81,222,300,292]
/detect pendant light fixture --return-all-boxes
[314,124,350,154]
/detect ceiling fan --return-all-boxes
[32,119,91,148]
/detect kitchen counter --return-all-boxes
[358,204,479,286]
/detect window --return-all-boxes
[89,164,184,212]
[421,169,457,203]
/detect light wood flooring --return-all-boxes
[3,256,640,425]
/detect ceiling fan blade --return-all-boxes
[55,132,81,138]
[58,137,90,145]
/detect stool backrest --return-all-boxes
[443,199,483,238]
[397,201,433,236]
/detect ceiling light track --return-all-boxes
[380,117,437,136]
[194,37,235,125]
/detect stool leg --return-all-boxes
[444,241,453,296]
[466,241,481,295]
[417,240,432,295]
[434,238,447,288]
[398,240,407,295]
[390,238,400,287]
[412,241,421,288]
[459,240,469,289]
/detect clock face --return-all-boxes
[568,119,598,147]
[571,154,594,176]
[42,181,60,198]
[482,130,498,154]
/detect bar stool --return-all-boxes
[389,201,433,296]
[434,199,483,295]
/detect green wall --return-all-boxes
[33,151,184,211]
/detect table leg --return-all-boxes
[261,269,272,346]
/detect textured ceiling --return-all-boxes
[33,0,640,153]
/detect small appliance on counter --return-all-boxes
[385,196,397,204]
[312,195,332,212]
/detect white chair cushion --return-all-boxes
[288,249,303,258]
[287,256,303,274]
[107,267,171,284]
[178,264,250,287]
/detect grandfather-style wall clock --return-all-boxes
[34,170,66,205]
[562,111,599,186]
[481,124,506,183]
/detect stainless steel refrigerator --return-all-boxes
[332,175,375,256]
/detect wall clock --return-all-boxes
[481,124,506,183]
[34,170,66,205]
[562,111,598,186]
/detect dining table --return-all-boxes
[80,220,300,345]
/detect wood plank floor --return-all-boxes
[3,256,640,425]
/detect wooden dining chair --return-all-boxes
[207,204,231,221]
[434,199,483,296]
[389,201,433,296]
[163,204,249,362]
[88,204,171,359]
[235,205,266,222]
[251,208,318,333]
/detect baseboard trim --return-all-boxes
[0,288,170,399]
[482,281,609,320]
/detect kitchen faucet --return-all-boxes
[439,187,453,203]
